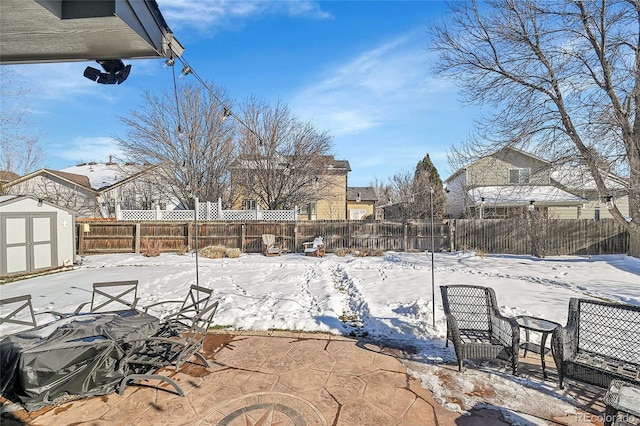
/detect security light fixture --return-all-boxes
[605,195,615,210]
[356,192,361,203]
[179,65,192,78]
[83,59,131,85]
[528,200,535,212]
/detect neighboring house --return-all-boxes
[0,171,19,185]
[230,155,351,220]
[347,187,378,220]
[444,147,630,219]
[1,161,178,218]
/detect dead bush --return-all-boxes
[199,245,227,259]
[176,245,187,256]
[355,248,370,257]
[226,248,241,258]
[334,247,350,257]
[141,238,162,257]
[370,249,385,256]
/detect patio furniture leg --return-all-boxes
[119,373,185,397]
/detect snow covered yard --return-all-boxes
[1,251,638,424]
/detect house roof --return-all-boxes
[2,162,156,193]
[550,165,628,190]
[0,0,183,64]
[231,155,351,173]
[2,168,95,192]
[444,146,550,183]
[61,162,149,191]
[468,186,586,206]
[0,170,20,183]
[347,187,378,202]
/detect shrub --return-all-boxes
[141,238,162,257]
[334,247,350,257]
[355,248,370,257]
[226,248,241,258]
[370,249,385,256]
[199,245,227,259]
[176,245,187,256]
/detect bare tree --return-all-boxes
[0,67,43,175]
[431,0,640,257]
[233,97,334,210]
[116,81,237,208]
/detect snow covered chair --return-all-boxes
[440,285,520,374]
[262,234,281,256]
[303,236,325,257]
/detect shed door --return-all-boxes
[1,213,56,275]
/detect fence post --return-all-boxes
[77,224,85,256]
[403,223,408,252]
[187,222,193,252]
[134,223,141,253]
[450,220,455,252]
[241,223,246,253]
[116,205,121,220]
[155,205,161,221]
[217,198,223,221]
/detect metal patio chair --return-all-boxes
[118,300,219,396]
[0,294,37,334]
[143,284,214,336]
[440,285,520,374]
[74,280,139,314]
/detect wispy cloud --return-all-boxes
[160,0,332,33]
[48,137,124,166]
[290,30,450,136]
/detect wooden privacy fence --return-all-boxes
[76,221,451,255]
[75,219,629,256]
[452,219,629,256]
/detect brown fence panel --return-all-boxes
[77,222,136,254]
[139,223,188,252]
[453,218,628,256]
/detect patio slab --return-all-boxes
[0,330,609,425]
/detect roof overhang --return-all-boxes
[0,0,183,64]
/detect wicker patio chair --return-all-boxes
[119,300,219,396]
[440,285,520,374]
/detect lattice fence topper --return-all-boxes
[116,199,297,222]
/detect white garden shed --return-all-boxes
[0,195,76,277]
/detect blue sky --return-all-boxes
[6,0,481,187]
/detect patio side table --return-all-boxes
[515,315,561,379]
[604,380,640,426]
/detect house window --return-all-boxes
[244,199,257,210]
[509,168,530,184]
[350,209,366,220]
[299,202,317,220]
[594,207,600,221]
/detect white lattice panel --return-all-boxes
[120,210,155,221]
[161,210,194,221]
[223,210,257,221]
[262,210,295,221]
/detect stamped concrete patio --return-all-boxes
[1,330,607,426]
